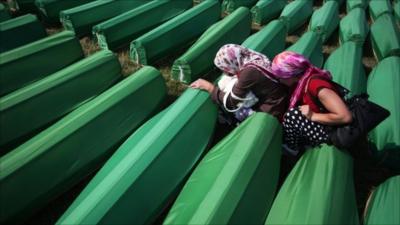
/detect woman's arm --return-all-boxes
[190,79,215,93]
[300,88,352,125]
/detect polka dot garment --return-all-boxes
[283,108,329,151]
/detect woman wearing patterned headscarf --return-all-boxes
[270,51,352,153]
[190,44,290,123]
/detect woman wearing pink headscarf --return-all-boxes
[190,44,290,123]
[271,51,352,153]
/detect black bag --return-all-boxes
[328,90,391,149]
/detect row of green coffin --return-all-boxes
[60,0,152,37]
[0,50,121,154]
[92,0,193,51]
[129,0,221,65]
[0,66,167,224]
[0,31,84,96]
[57,14,288,224]
[0,13,47,53]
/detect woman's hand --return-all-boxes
[299,105,314,120]
[190,79,215,93]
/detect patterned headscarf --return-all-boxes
[214,44,275,80]
[271,51,332,109]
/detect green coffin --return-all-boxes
[279,0,313,34]
[265,145,359,225]
[339,8,369,45]
[0,31,84,96]
[0,14,47,53]
[367,56,400,171]
[287,31,324,68]
[309,1,339,43]
[250,0,285,25]
[129,0,221,65]
[346,0,368,12]
[242,19,286,59]
[34,0,95,24]
[0,50,121,154]
[60,0,151,37]
[324,41,366,95]
[171,7,251,84]
[93,0,192,51]
[221,0,257,14]
[0,66,166,224]
[57,88,217,225]
[164,113,282,225]
[369,0,393,22]
[0,3,11,22]
[370,14,400,61]
[364,175,400,225]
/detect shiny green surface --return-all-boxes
[0,50,121,154]
[164,113,282,225]
[242,19,286,59]
[339,8,369,45]
[93,0,192,50]
[279,0,313,34]
[130,0,220,65]
[346,0,368,12]
[60,0,150,37]
[287,31,324,68]
[0,31,83,96]
[0,14,46,53]
[369,0,392,22]
[57,88,217,225]
[324,41,366,95]
[171,7,251,84]
[34,0,95,24]
[367,56,400,171]
[0,66,166,224]
[221,0,257,14]
[309,1,339,43]
[370,14,400,61]
[265,145,359,225]
[250,0,285,25]
[364,176,400,225]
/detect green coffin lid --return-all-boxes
[364,175,400,225]
[0,14,47,53]
[164,113,282,225]
[265,145,359,225]
[339,7,369,45]
[309,1,339,43]
[250,0,285,25]
[171,7,251,84]
[370,13,400,61]
[369,0,393,22]
[346,0,368,12]
[367,56,400,171]
[324,41,366,96]
[221,0,258,14]
[287,31,324,68]
[60,0,151,37]
[92,0,192,51]
[57,88,218,225]
[279,0,313,34]
[34,0,95,24]
[0,31,84,96]
[0,50,121,154]
[130,0,221,65]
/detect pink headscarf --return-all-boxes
[214,44,276,81]
[271,51,332,109]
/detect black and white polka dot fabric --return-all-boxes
[283,107,329,151]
